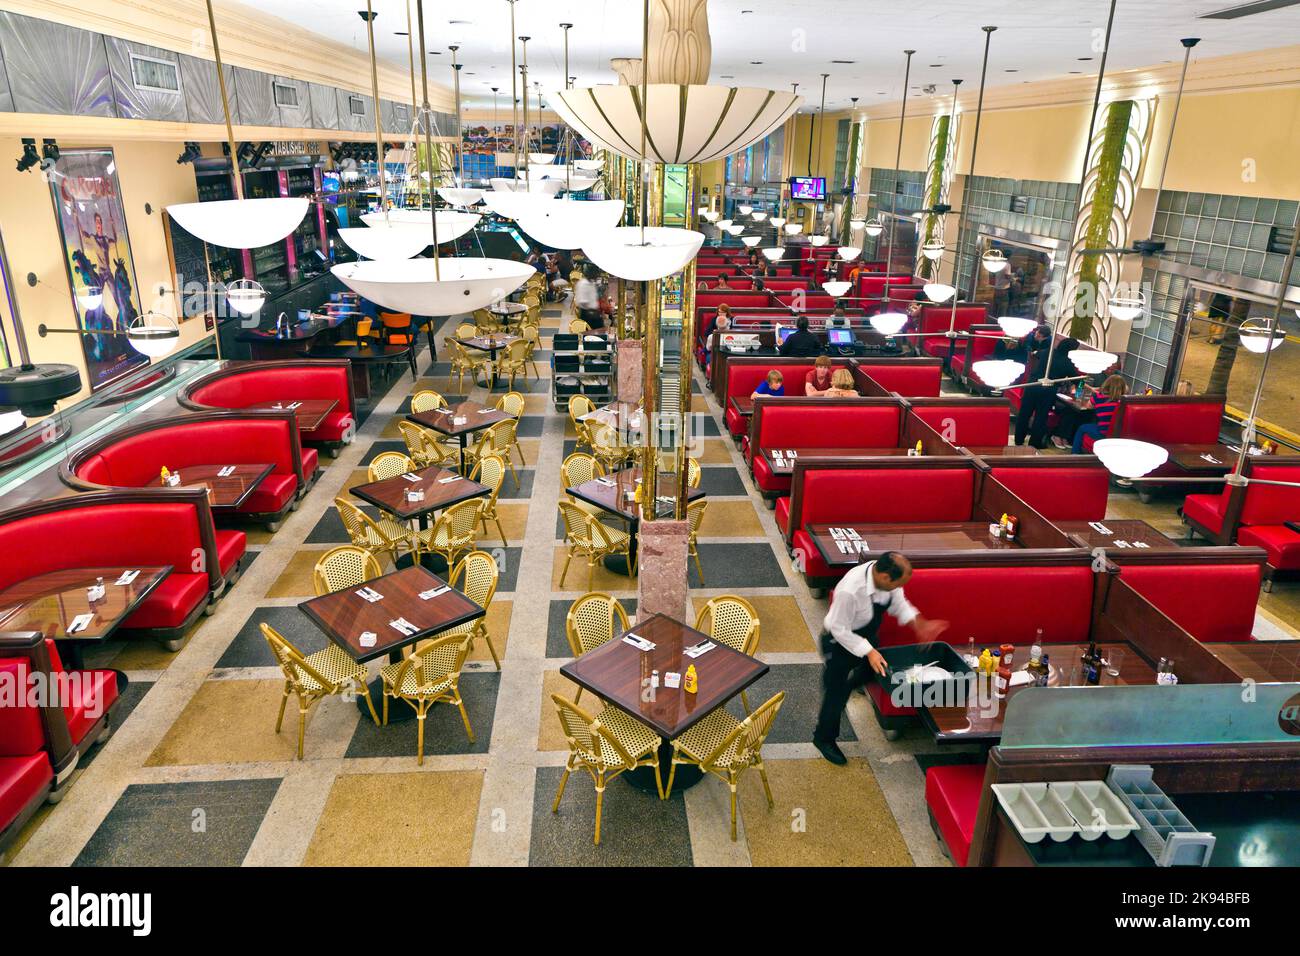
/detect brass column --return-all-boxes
[640,164,665,522]
[675,162,700,515]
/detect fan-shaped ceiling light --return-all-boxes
[550,85,801,164]
[1093,438,1169,479]
[725,224,745,236]
[331,257,534,315]
[1107,291,1146,322]
[1238,320,1287,354]
[752,212,767,221]
[838,246,861,261]
[362,209,480,243]
[438,187,485,206]
[865,218,884,237]
[783,223,803,236]
[850,219,866,232]
[809,235,829,247]
[225,278,267,315]
[529,152,556,164]
[921,241,946,262]
[997,316,1038,339]
[741,235,762,247]
[738,205,753,215]
[823,281,851,298]
[1070,349,1119,375]
[870,312,909,336]
[761,247,784,262]
[514,199,625,250]
[924,282,956,303]
[337,223,431,260]
[769,217,787,228]
[982,248,1009,273]
[972,359,1025,389]
[582,226,705,281]
[167,197,310,250]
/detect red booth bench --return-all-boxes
[180,359,356,456]
[853,358,943,398]
[983,458,1110,522]
[915,304,989,364]
[746,399,902,497]
[1112,554,1266,642]
[720,358,857,436]
[905,398,1011,448]
[1185,460,1300,589]
[926,763,988,866]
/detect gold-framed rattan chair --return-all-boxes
[589,421,634,473]
[446,549,501,669]
[410,389,448,414]
[397,420,457,470]
[694,594,761,713]
[334,496,414,568]
[550,694,664,844]
[664,691,785,840]
[558,500,635,590]
[567,394,597,452]
[368,451,416,483]
[560,452,609,520]
[686,498,708,585]
[380,633,474,764]
[261,622,379,759]
[465,419,521,489]
[568,318,590,334]
[565,592,629,704]
[495,390,525,418]
[688,457,702,489]
[455,321,478,339]
[445,338,488,392]
[498,339,529,390]
[520,325,542,377]
[312,545,383,597]
[472,307,502,334]
[414,497,485,568]
[470,453,509,546]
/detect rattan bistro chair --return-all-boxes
[686,498,708,585]
[497,339,530,391]
[551,694,664,844]
[446,549,501,669]
[414,497,485,569]
[368,451,416,483]
[312,546,383,597]
[397,420,457,471]
[495,390,525,418]
[558,501,635,590]
[664,691,785,840]
[465,419,521,490]
[261,622,379,759]
[334,496,414,568]
[470,453,509,546]
[565,593,629,704]
[694,594,761,713]
[411,389,448,414]
[380,633,474,764]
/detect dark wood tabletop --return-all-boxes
[1204,641,1300,683]
[309,342,412,363]
[407,400,512,440]
[958,445,1041,457]
[807,521,1022,568]
[298,565,486,664]
[0,566,170,643]
[922,640,1155,744]
[171,463,275,509]
[760,446,907,475]
[1056,518,1180,552]
[566,466,707,525]
[457,334,520,354]
[730,396,754,416]
[560,613,769,740]
[349,465,488,520]
[1163,442,1242,474]
[246,398,338,432]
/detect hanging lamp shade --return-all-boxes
[752,212,767,222]
[126,312,180,359]
[823,281,852,298]
[971,359,1025,389]
[514,199,625,250]
[0,363,81,417]
[921,241,946,262]
[997,316,1038,339]
[809,235,829,247]
[166,197,309,250]
[725,224,745,236]
[529,152,556,164]
[761,247,784,262]
[1107,291,1146,322]
[1093,438,1169,479]
[741,236,762,247]
[482,190,554,220]
[783,223,803,236]
[338,223,431,260]
[1070,349,1119,375]
[361,210,480,243]
[331,257,534,316]
[838,246,861,262]
[870,312,909,336]
[982,248,1009,273]
[75,286,104,312]
[865,219,884,237]
[769,217,787,228]
[1238,320,1287,354]
[717,219,733,230]
[574,158,604,171]
[225,278,267,315]
[924,282,956,303]
[850,219,866,232]
[582,227,705,281]
[738,205,753,215]
[438,187,485,207]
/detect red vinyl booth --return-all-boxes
[1117,562,1262,642]
[70,415,311,526]
[784,466,977,582]
[856,361,942,397]
[184,360,356,452]
[749,403,902,496]
[722,360,854,436]
[0,494,236,644]
[1082,394,1226,458]
[1185,463,1300,586]
[916,304,989,362]
[910,403,1010,448]
[988,463,1110,521]
[952,327,1003,385]
[776,292,836,312]
[926,763,987,866]
[856,274,913,299]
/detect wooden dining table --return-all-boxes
[172,463,275,510]
[298,564,486,721]
[560,613,768,791]
[349,466,488,529]
[1055,518,1182,552]
[407,401,513,472]
[0,566,171,668]
[566,466,707,574]
[1204,641,1300,683]
[759,447,907,476]
[245,398,338,433]
[805,521,1022,569]
[1163,442,1244,476]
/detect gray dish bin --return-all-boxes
[1047,781,1141,841]
[1106,765,1216,867]
[991,783,1079,843]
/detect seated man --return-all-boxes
[751,369,785,399]
[780,316,823,359]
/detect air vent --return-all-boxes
[272,82,299,108]
[348,95,366,116]
[1268,226,1295,256]
[1200,0,1300,18]
[129,53,180,94]
[1010,194,1030,214]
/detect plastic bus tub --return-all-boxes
[1048,781,1140,841]
[991,783,1079,843]
[1106,765,1216,867]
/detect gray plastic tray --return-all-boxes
[1048,781,1141,841]
[1106,765,1216,867]
[992,783,1079,843]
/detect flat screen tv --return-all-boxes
[789,176,826,201]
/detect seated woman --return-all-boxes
[823,368,859,398]
[1057,373,1127,452]
[751,369,784,398]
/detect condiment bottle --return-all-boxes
[683,664,698,694]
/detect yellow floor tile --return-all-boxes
[146,679,318,766]
[537,669,593,751]
[243,526,275,547]
[522,394,550,415]
[491,502,531,543]
[266,550,332,599]
[513,439,541,467]
[739,758,914,866]
[695,439,736,465]
[304,770,483,866]
[695,499,763,537]
[107,638,187,671]
[471,600,512,664]
[552,546,637,593]
[688,594,816,654]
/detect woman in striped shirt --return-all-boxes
[1069,374,1128,453]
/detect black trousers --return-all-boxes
[1015,384,1055,448]
[814,625,880,743]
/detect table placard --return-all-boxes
[622,634,655,651]
[684,640,716,659]
[419,586,451,600]
[66,613,94,634]
[114,570,140,586]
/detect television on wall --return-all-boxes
[789,176,826,201]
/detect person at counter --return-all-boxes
[814,552,948,764]
[803,354,835,394]
[780,316,823,358]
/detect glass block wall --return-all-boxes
[1122,190,1300,393]
[867,167,926,218]
[954,176,1080,295]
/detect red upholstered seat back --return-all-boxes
[777,292,835,311]
[695,291,768,311]
[1118,398,1224,444]
[857,363,941,397]
[797,467,974,528]
[1240,465,1300,525]
[762,278,812,292]
[918,304,987,336]
[1120,564,1261,642]
[756,405,901,449]
[966,332,1001,364]
[0,658,47,756]
[726,362,827,398]
[857,274,912,298]
[912,405,1009,447]
[991,466,1110,521]
[80,419,298,488]
[189,364,351,410]
[877,566,1094,646]
[0,501,208,593]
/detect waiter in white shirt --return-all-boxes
[814,551,947,765]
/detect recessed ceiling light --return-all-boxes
[1068,70,1082,74]
[750,61,763,65]
[429,51,441,55]
[1005,68,1019,72]
[1078,56,1093,61]
[831,59,855,64]
[929,63,943,67]
[720,74,734,79]
[394,31,408,36]
[448,19,471,25]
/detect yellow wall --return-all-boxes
[952,102,1092,184]
[862,114,932,176]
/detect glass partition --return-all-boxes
[969,232,1056,320]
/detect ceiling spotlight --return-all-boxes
[40,139,60,171]
[15,138,39,173]
[177,141,202,165]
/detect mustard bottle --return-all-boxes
[915,439,923,455]
[978,648,993,676]
[160,466,171,486]
[683,664,698,694]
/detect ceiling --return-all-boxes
[236,0,1300,112]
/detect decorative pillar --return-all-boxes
[915,111,956,282]
[646,0,711,84]
[610,58,643,86]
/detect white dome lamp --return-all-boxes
[850,219,866,232]
[726,224,745,236]
[981,248,1009,273]
[838,246,861,262]
[75,286,104,312]
[1093,438,1169,479]
[823,280,852,298]
[582,226,705,282]
[784,223,804,236]
[996,316,1038,339]
[1069,349,1119,375]
[514,198,625,251]
[741,235,762,247]
[331,257,535,315]
[37,309,180,360]
[1107,290,1147,323]
[337,223,432,261]
[972,359,1026,390]
[717,219,733,230]
[864,218,884,237]
[761,247,784,262]
[921,241,946,262]
[1238,319,1287,354]
[752,212,768,222]
[738,204,753,215]
[769,216,787,228]
[438,186,485,207]
[870,311,909,336]
[809,234,830,247]
[225,278,268,316]
[923,282,956,303]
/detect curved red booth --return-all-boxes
[1184,460,1300,589]
[63,411,312,529]
[986,459,1110,522]
[916,304,989,364]
[748,399,902,497]
[180,359,355,456]
[907,399,1011,448]
[721,359,858,436]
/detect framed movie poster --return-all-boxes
[49,148,148,390]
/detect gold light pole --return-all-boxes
[414,0,442,279]
[405,1,418,122]
[520,35,531,190]
[882,50,915,308]
[449,45,463,184]
[203,0,244,202]
[359,4,389,223]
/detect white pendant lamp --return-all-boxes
[924,282,956,303]
[75,287,103,312]
[717,219,733,230]
[126,312,181,358]
[1069,349,1119,375]
[1093,438,1169,479]
[582,226,705,281]
[726,224,745,236]
[331,257,534,315]
[921,241,946,262]
[870,311,909,336]
[338,223,431,261]
[741,235,762,247]
[784,223,804,236]
[514,199,625,250]
[752,212,767,222]
[809,235,829,247]
[769,217,787,228]
[482,190,553,220]
[1107,291,1146,322]
[574,158,604,171]
[738,205,753,215]
[362,209,480,243]
[972,359,1026,389]
[225,278,267,315]
[438,187,485,207]
[1238,320,1287,354]
[865,218,884,237]
[167,197,310,250]
[838,246,861,262]
[981,248,1009,273]
[490,177,521,193]
[702,210,720,223]
[761,247,784,262]
[997,316,1038,339]
[530,152,556,164]
[823,280,852,298]
[850,219,866,232]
